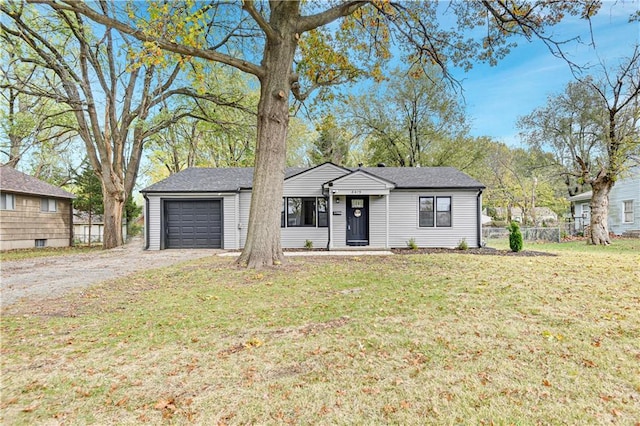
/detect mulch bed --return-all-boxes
[391,247,557,257]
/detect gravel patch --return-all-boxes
[0,237,220,308]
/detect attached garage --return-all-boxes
[163,199,222,249]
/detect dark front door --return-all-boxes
[164,200,222,249]
[346,196,369,246]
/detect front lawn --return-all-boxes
[1,245,638,424]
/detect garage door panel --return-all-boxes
[164,200,222,249]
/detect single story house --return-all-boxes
[141,162,485,250]
[73,210,128,244]
[567,166,639,236]
[0,166,75,250]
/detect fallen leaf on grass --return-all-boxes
[21,404,39,412]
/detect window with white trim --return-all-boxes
[623,200,634,223]
[1,193,15,210]
[41,198,57,212]
[419,196,452,227]
[281,197,328,228]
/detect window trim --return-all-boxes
[1,193,15,210]
[623,200,634,223]
[281,196,329,228]
[41,198,57,213]
[419,195,452,228]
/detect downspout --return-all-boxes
[143,192,150,250]
[69,198,74,247]
[326,188,332,250]
[477,189,483,248]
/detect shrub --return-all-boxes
[457,239,468,250]
[507,221,523,252]
[406,238,418,250]
[304,239,313,250]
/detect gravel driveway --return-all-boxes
[0,237,221,308]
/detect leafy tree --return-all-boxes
[73,165,103,247]
[51,0,601,266]
[482,143,567,225]
[308,114,351,166]
[0,39,77,170]
[520,47,640,244]
[346,65,468,167]
[1,2,241,249]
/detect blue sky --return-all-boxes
[450,0,639,146]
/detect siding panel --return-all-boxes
[0,194,72,250]
[608,174,640,235]
[145,193,238,250]
[284,164,348,197]
[388,190,479,248]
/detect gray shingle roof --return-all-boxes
[0,166,75,199]
[141,164,484,193]
[360,167,485,189]
[141,167,307,193]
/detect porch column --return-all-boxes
[328,193,334,250]
[385,194,390,249]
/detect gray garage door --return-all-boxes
[164,200,222,248]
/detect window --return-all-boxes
[623,200,634,223]
[317,198,328,227]
[436,197,452,227]
[419,196,451,227]
[35,239,47,248]
[1,193,15,210]
[281,197,328,228]
[41,198,57,212]
[419,197,434,227]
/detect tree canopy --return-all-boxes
[9,0,601,265]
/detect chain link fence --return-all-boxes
[483,226,566,243]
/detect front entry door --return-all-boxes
[346,196,369,246]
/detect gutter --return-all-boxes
[69,198,75,247]
[142,192,150,250]
[477,189,483,248]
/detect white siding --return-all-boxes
[331,195,348,248]
[330,172,392,194]
[369,195,387,247]
[284,163,348,197]
[608,173,640,235]
[147,195,161,250]
[387,190,480,248]
[239,191,251,248]
[144,192,239,250]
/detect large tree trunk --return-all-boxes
[589,180,613,245]
[237,3,299,268]
[101,180,126,249]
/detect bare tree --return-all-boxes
[1,2,243,248]
[521,47,640,244]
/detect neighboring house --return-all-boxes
[567,191,592,234]
[141,162,486,250]
[567,166,640,236]
[0,166,75,250]
[73,210,127,244]
[493,207,559,225]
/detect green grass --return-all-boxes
[0,245,102,262]
[1,243,639,424]
[487,236,640,253]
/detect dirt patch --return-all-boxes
[0,237,220,310]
